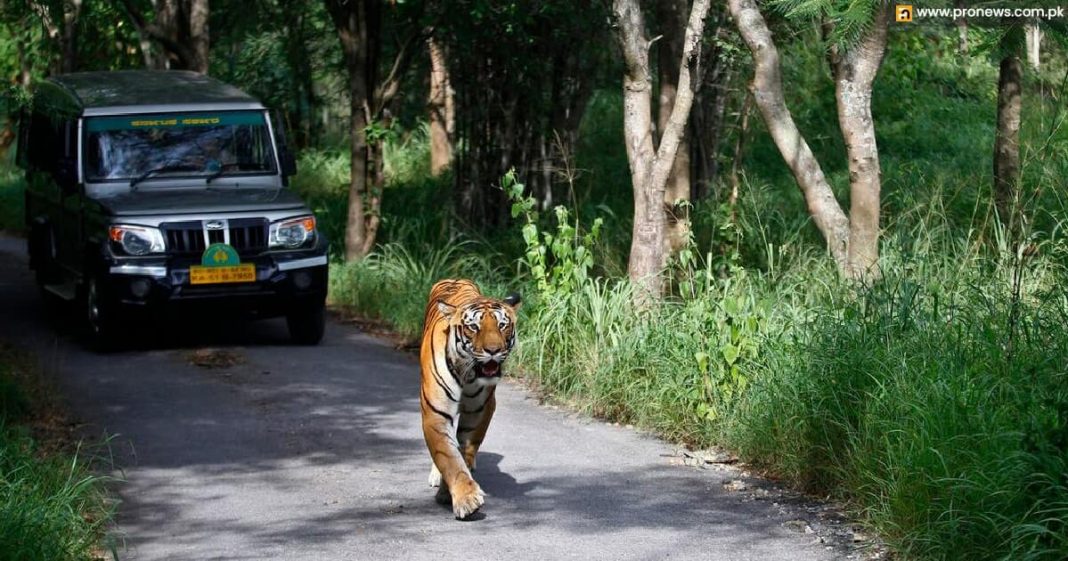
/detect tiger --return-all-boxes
[420,279,521,519]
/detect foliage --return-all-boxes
[0,166,24,233]
[0,344,112,561]
[502,169,603,301]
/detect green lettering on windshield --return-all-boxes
[86,112,264,132]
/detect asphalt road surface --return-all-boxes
[0,236,845,561]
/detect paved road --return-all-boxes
[0,236,843,561]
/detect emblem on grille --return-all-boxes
[204,220,226,230]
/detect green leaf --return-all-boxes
[721,343,740,366]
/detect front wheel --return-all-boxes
[286,300,325,345]
[84,275,119,351]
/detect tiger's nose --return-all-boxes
[484,344,503,355]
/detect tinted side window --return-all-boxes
[26,112,61,172]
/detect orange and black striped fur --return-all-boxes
[420,279,521,519]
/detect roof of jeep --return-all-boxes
[46,70,265,116]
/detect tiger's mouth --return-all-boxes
[476,360,501,378]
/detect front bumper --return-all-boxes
[102,239,328,317]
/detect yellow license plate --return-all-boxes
[189,264,256,285]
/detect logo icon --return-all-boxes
[896,4,913,22]
[204,220,226,230]
[200,243,240,267]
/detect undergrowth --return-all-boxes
[0,343,113,561]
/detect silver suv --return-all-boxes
[18,70,329,348]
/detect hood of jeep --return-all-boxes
[97,188,308,216]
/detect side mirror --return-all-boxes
[279,146,298,177]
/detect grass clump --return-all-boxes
[0,343,112,561]
[727,254,1068,561]
[329,240,508,341]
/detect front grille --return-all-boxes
[162,218,268,256]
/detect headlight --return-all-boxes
[269,215,316,249]
[109,225,166,256]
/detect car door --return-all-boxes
[21,110,65,272]
[55,118,83,274]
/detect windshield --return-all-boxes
[84,111,277,183]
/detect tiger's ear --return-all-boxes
[503,292,522,310]
[437,300,456,319]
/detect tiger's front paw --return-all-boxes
[451,480,485,520]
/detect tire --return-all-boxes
[84,275,120,352]
[286,300,325,345]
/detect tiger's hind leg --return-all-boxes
[428,463,441,487]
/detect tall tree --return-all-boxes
[324,0,421,261]
[993,35,1023,235]
[689,12,734,203]
[986,13,1068,238]
[727,0,889,280]
[657,0,692,256]
[427,34,454,176]
[954,0,968,54]
[1025,22,1042,70]
[613,0,711,301]
[27,0,83,73]
[118,0,210,72]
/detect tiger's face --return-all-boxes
[438,295,520,385]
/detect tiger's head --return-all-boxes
[437,293,521,385]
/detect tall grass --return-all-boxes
[329,240,509,340]
[0,344,112,561]
[724,230,1068,558]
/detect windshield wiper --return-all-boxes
[130,163,199,188]
[204,167,233,184]
[205,161,266,184]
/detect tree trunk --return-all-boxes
[326,0,374,262]
[326,0,419,260]
[29,0,82,73]
[188,0,210,73]
[727,0,850,269]
[728,91,754,211]
[729,0,888,280]
[831,4,889,281]
[657,0,692,256]
[119,0,209,72]
[428,36,455,176]
[60,0,83,72]
[690,17,731,202]
[614,0,711,303]
[955,0,968,55]
[994,53,1023,236]
[1025,24,1041,71]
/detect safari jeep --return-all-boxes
[17,70,328,348]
